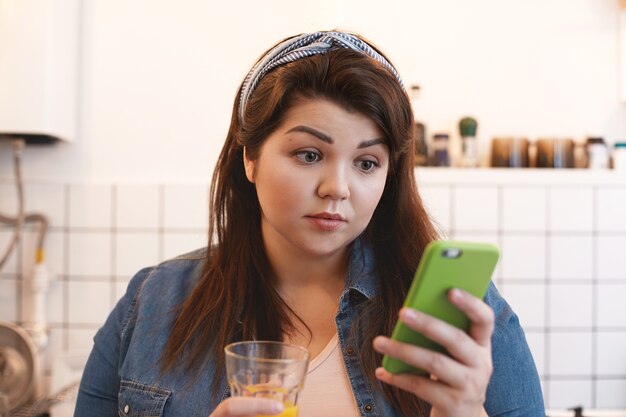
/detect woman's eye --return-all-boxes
[295,151,321,164]
[357,160,378,172]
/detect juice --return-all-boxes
[239,386,298,417]
[258,404,298,417]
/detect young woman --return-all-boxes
[74,31,544,417]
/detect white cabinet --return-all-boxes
[0,0,80,142]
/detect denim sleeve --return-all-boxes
[73,267,154,417]
[484,283,545,416]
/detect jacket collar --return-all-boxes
[235,236,378,324]
[344,236,378,301]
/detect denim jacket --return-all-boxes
[74,242,545,417]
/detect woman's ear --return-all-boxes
[243,147,255,183]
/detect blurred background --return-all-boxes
[0,1,625,416]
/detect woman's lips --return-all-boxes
[306,213,346,231]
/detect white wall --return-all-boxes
[1,0,625,182]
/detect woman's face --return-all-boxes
[244,98,389,260]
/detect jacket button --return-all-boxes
[123,404,130,414]
[346,347,355,356]
[364,404,374,412]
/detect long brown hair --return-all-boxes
[162,33,438,416]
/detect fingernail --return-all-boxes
[401,308,419,322]
[272,402,284,413]
[373,336,388,350]
[450,288,463,301]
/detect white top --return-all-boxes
[297,334,360,417]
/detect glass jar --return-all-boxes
[431,133,450,167]
[586,137,609,169]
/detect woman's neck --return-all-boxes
[260,232,352,356]
[260,217,351,288]
[264,240,350,292]
[265,243,348,354]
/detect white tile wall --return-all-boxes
[1,180,625,410]
[68,184,113,229]
[596,333,626,376]
[46,279,65,325]
[549,187,594,232]
[597,236,626,280]
[549,332,593,376]
[525,332,546,376]
[68,281,113,325]
[24,183,66,228]
[547,379,593,409]
[44,329,64,372]
[163,184,209,230]
[0,184,18,213]
[419,185,452,235]
[68,232,112,277]
[500,283,546,327]
[500,235,547,280]
[453,186,499,232]
[597,284,626,327]
[67,328,99,351]
[116,184,160,229]
[501,186,547,232]
[549,236,594,281]
[115,280,130,301]
[597,188,626,232]
[115,232,160,277]
[596,380,626,408]
[548,284,593,327]
[162,232,207,260]
[0,278,18,321]
[41,231,65,281]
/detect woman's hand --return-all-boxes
[373,288,494,417]
[209,397,284,417]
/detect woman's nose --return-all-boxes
[317,166,350,200]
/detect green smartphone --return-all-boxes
[382,240,500,375]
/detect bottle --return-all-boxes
[612,142,626,170]
[431,133,450,167]
[414,121,428,166]
[586,137,609,169]
[410,85,428,166]
[459,117,479,167]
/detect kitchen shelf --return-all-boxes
[414,167,626,185]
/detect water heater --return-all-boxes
[0,0,80,143]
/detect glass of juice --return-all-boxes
[225,341,310,417]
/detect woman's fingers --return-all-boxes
[374,366,454,405]
[398,306,475,366]
[375,366,488,417]
[390,299,492,369]
[211,397,284,417]
[374,335,468,387]
[448,288,494,347]
[374,290,495,417]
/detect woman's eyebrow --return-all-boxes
[357,138,386,149]
[286,125,333,143]
[286,125,385,148]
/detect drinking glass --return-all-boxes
[225,341,310,417]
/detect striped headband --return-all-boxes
[238,31,405,124]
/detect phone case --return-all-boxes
[382,240,500,375]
